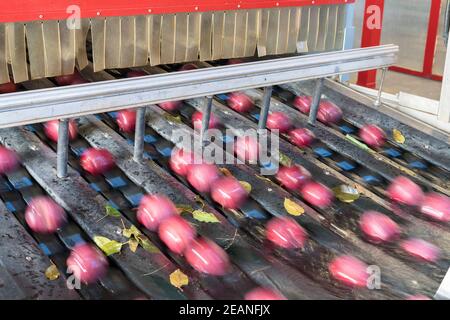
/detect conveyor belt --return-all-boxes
[0,62,449,300]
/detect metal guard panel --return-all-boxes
[0,0,354,23]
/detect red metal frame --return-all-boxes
[0,0,354,23]
[357,0,385,88]
[358,0,443,88]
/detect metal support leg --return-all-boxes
[308,78,325,126]
[201,96,213,143]
[258,86,273,131]
[57,119,69,178]
[374,67,387,107]
[133,107,146,162]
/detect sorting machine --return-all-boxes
[0,0,449,300]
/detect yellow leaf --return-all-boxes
[393,129,405,144]
[219,167,234,177]
[192,210,220,223]
[255,174,273,183]
[239,181,252,194]
[129,238,139,253]
[45,264,60,281]
[332,185,360,203]
[284,198,305,216]
[169,269,189,290]
[123,225,141,239]
[164,114,183,124]
[93,236,123,256]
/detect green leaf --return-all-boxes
[345,134,374,153]
[192,210,220,223]
[278,152,293,167]
[176,204,194,215]
[105,204,121,218]
[93,236,123,256]
[138,236,161,254]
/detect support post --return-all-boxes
[133,107,146,162]
[308,78,325,126]
[374,67,387,107]
[201,96,213,143]
[56,119,69,178]
[438,34,450,123]
[258,86,273,131]
[357,0,385,88]
[340,2,356,83]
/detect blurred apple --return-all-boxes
[25,196,67,233]
[137,194,177,231]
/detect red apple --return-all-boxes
[293,96,312,114]
[25,196,67,234]
[406,295,432,300]
[227,58,245,65]
[359,125,387,148]
[359,211,401,244]
[289,128,315,148]
[191,111,220,131]
[158,101,182,112]
[400,238,441,263]
[44,119,78,143]
[54,71,83,86]
[317,100,343,125]
[328,255,369,288]
[245,287,286,300]
[187,163,220,193]
[169,148,195,176]
[126,70,147,78]
[300,181,334,209]
[387,176,424,206]
[184,238,230,276]
[80,148,115,176]
[234,135,260,163]
[266,216,307,249]
[227,92,254,113]
[158,215,196,254]
[0,146,20,174]
[179,63,198,71]
[67,244,109,284]
[276,165,311,190]
[137,194,177,231]
[211,177,248,209]
[70,78,89,85]
[419,193,450,222]
[266,112,292,133]
[116,109,136,133]
[0,82,18,94]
